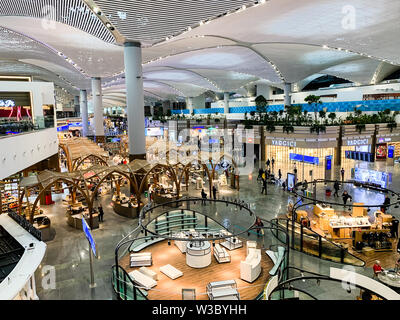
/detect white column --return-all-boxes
[124,42,146,159]
[187,97,194,114]
[150,104,154,117]
[80,90,89,137]
[284,83,291,106]
[91,77,104,137]
[224,92,230,114]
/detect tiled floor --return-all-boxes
[35,159,400,300]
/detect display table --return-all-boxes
[112,197,139,219]
[174,232,190,253]
[314,204,335,218]
[206,280,239,300]
[378,270,400,289]
[67,211,99,230]
[186,241,212,268]
[153,193,181,207]
[328,217,371,239]
[220,231,243,251]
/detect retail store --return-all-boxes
[265,136,337,181]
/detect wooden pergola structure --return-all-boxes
[59,137,109,172]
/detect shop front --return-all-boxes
[341,137,373,165]
[375,136,400,163]
[265,137,337,181]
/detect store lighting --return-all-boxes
[93,7,102,15]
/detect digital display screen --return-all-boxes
[345,151,375,163]
[287,173,296,191]
[376,143,388,160]
[326,155,332,170]
[354,168,390,188]
[290,153,319,165]
[388,145,395,159]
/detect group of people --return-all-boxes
[257,158,285,195]
[200,185,218,205]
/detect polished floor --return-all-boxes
[34,159,400,300]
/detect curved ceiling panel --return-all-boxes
[0,17,124,79]
[252,43,361,83]
[320,59,383,85]
[144,80,183,99]
[20,59,90,89]
[172,0,400,64]
[0,60,79,93]
[0,0,115,43]
[143,36,237,63]
[190,69,259,92]
[145,46,282,83]
[144,69,218,91]
[156,81,209,97]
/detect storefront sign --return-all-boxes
[379,137,392,143]
[346,139,369,146]
[0,99,15,107]
[272,139,296,147]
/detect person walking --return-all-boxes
[261,178,267,195]
[342,190,353,207]
[383,195,391,213]
[333,180,340,197]
[254,217,264,238]
[212,185,217,200]
[271,157,275,169]
[341,168,345,184]
[282,180,287,191]
[266,158,270,169]
[98,204,104,222]
[257,168,264,181]
[201,189,207,205]
[278,169,282,181]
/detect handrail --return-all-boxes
[273,217,365,267]
[111,264,148,301]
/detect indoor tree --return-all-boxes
[304,94,322,122]
[328,112,336,125]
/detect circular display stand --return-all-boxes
[186,240,211,268]
[67,213,99,230]
[112,200,139,219]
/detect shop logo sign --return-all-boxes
[272,140,296,147]
[0,100,15,107]
[347,139,368,146]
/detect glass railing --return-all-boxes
[0,118,37,137]
[112,265,148,300]
[273,218,365,267]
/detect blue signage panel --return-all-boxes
[326,155,332,170]
[388,145,395,159]
[82,218,97,257]
[290,153,319,165]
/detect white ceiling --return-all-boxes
[0,0,399,103]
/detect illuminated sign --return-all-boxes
[0,99,15,107]
[272,139,296,147]
[347,139,369,146]
[378,137,392,143]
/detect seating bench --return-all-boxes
[128,270,157,290]
[139,267,158,281]
[160,264,183,280]
[130,252,152,267]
